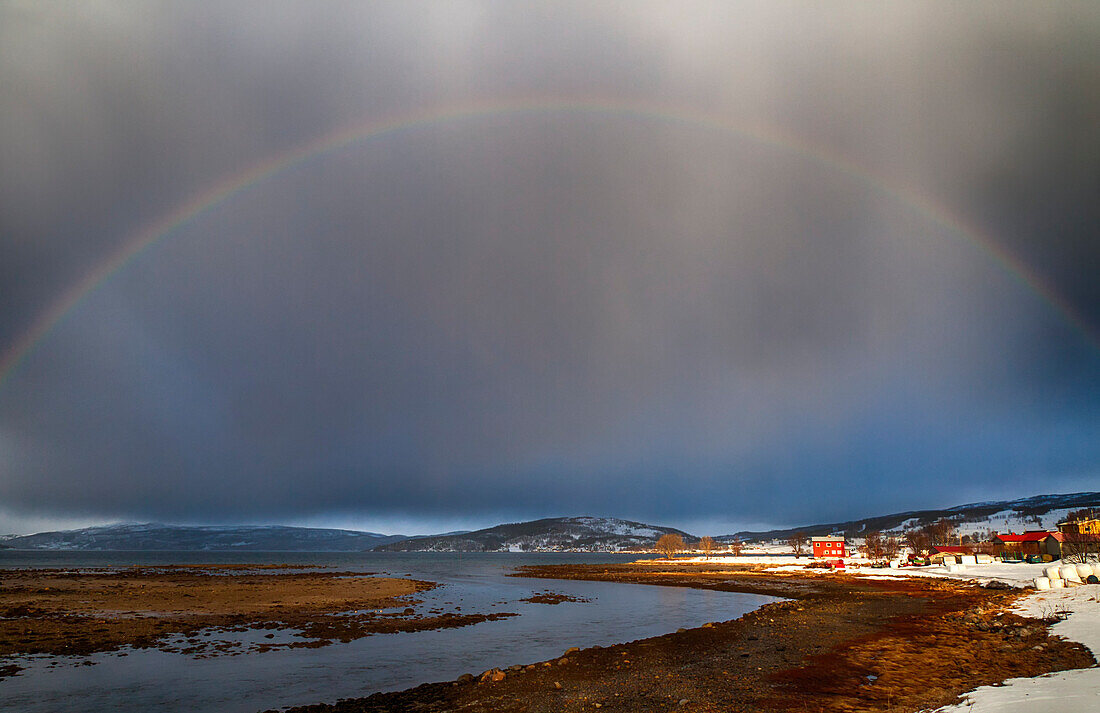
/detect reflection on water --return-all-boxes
[0,552,778,713]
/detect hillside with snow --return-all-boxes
[0,523,408,551]
[374,517,696,552]
[721,492,1100,543]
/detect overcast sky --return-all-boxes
[1,2,1098,536]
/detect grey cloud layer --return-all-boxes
[1,2,1098,532]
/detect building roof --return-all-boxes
[995,531,1064,543]
[811,536,845,542]
[931,545,974,554]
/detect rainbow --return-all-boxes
[2,96,1096,390]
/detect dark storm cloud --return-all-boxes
[1,2,1098,534]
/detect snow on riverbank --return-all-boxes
[670,555,1058,589]
[931,585,1100,712]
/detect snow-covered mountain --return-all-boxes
[721,492,1100,543]
[0,523,407,551]
[374,517,696,552]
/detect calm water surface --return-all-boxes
[0,551,778,713]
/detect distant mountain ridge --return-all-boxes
[374,516,696,552]
[720,491,1100,543]
[0,523,407,551]
[4,492,1094,552]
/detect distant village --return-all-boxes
[653,508,1100,567]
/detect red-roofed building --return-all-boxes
[993,531,1063,558]
[931,545,976,555]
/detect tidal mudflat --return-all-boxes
[0,564,520,667]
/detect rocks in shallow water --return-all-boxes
[564,647,580,655]
[456,673,474,684]
[557,657,570,665]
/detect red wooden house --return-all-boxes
[811,536,847,558]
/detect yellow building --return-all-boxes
[1056,518,1100,535]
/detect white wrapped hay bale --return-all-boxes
[888,560,899,569]
[1045,565,1062,580]
[1034,576,1051,590]
[942,556,957,566]
[1060,565,1082,582]
[1075,564,1093,579]
[975,554,993,565]
[1050,578,1065,588]
[960,555,977,565]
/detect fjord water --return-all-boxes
[0,552,777,713]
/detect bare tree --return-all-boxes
[656,534,685,560]
[1060,532,1100,564]
[728,537,744,557]
[787,532,807,558]
[863,531,885,560]
[905,528,931,556]
[925,518,957,546]
[883,536,900,560]
[698,536,717,559]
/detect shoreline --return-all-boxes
[276,562,1095,713]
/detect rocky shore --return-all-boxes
[275,562,1095,713]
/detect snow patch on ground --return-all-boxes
[932,586,1100,713]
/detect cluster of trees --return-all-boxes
[652,534,746,560]
[1064,508,1097,523]
[903,518,960,554]
[861,531,901,560]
